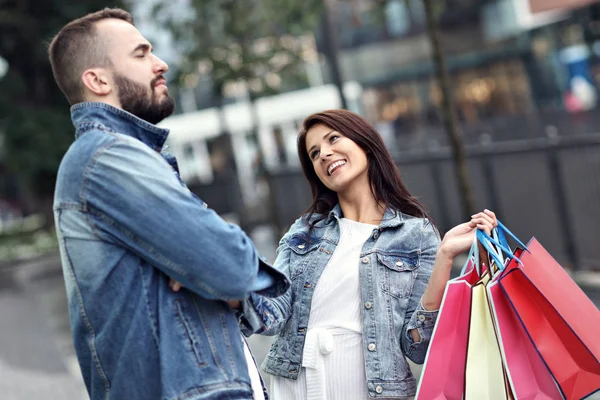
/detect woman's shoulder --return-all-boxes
[394,211,440,239]
[285,212,327,235]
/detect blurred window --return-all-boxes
[184,144,195,161]
[385,0,411,37]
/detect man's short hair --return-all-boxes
[48,8,134,105]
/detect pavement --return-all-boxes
[0,253,87,400]
[0,246,599,399]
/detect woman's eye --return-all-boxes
[330,135,339,143]
[310,150,319,159]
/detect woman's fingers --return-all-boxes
[470,213,496,235]
[483,209,497,225]
[471,210,496,226]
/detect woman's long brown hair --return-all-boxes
[297,109,432,228]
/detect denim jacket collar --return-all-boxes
[70,102,169,152]
[325,203,405,229]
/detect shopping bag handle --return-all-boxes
[490,228,505,272]
[460,237,480,276]
[495,219,529,253]
[476,229,523,269]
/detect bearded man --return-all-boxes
[48,8,289,400]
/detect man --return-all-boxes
[48,8,289,400]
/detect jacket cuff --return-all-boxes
[237,293,277,336]
[405,298,439,345]
[252,256,290,298]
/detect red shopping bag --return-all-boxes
[415,258,481,400]
[487,250,562,400]
[499,239,600,400]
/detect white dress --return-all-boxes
[270,218,376,400]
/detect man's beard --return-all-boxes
[113,72,175,125]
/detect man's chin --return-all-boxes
[156,98,176,122]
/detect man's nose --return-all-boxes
[153,55,169,75]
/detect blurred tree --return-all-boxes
[153,0,325,224]
[0,1,126,221]
[154,0,323,117]
[423,0,475,218]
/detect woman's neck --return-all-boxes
[338,189,385,225]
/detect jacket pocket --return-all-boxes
[174,299,207,367]
[376,252,419,299]
[286,234,321,280]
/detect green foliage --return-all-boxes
[0,0,127,203]
[0,214,58,263]
[154,0,325,99]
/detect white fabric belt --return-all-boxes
[301,322,362,400]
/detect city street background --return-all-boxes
[2,0,600,398]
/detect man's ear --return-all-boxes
[81,68,112,96]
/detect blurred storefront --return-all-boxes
[320,0,600,145]
[530,0,600,13]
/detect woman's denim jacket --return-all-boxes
[239,205,441,398]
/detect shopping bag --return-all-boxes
[415,241,483,400]
[481,223,600,399]
[487,250,563,400]
[464,272,508,400]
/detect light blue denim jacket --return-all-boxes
[54,102,289,400]
[239,205,440,398]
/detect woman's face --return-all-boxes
[305,123,369,194]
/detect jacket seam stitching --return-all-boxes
[138,263,160,352]
[192,297,227,376]
[219,308,238,376]
[59,225,111,393]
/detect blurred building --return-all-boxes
[154,0,600,227]
[315,0,600,149]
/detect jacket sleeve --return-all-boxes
[236,217,307,336]
[83,137,288,300]
[401,219,441,364]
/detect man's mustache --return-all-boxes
[150,75,165,89]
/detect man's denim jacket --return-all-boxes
[53,102,289,400]
[239,206,440,398]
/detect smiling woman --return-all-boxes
[235,108,499,400]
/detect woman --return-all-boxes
[236,109,496,400]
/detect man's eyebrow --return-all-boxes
[132,43,152,54]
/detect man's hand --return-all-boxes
[226,300,241,309]
[169,279,182,292]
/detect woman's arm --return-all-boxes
[234,216,309,336]
[401,210,497,363]
[411,210,497,342]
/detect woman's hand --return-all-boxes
[438,209,497,260]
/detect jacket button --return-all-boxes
[368,343,376,351]
[298,244,305,249]
[396,260,403,267]
[364,302,372,309]
[418,314,426,322]
[372,231,379,240]
[361,256,369,264]
[375,385,383,394]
